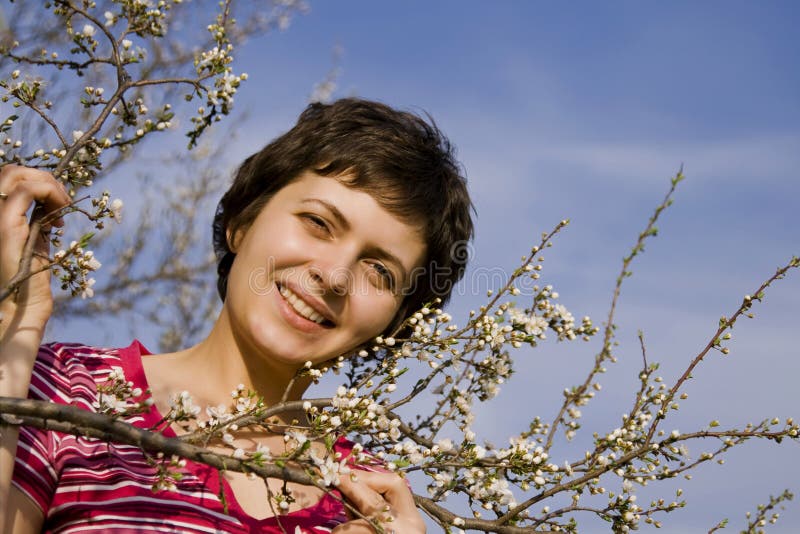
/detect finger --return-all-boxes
[342,469,417,518]
[0,177,66,290]
[0,178,70,240]
[0,184,60,277]
[336,470,390,519]
[0,166,71,226]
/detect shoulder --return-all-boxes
[29,341,143,407]
[35,340,125,368]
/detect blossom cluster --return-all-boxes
[53,239,103,299]
[187,4,248,147]
[93,367,153,415]
[48,191,123,299]
[307,446,352,487]
[151,454,188,492]
[306,385,403,442]
[90,190,124,226]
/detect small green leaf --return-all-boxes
[77,232,95,248]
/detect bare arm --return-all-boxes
[0,165,70,531]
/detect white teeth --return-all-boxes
[279,285,326,324]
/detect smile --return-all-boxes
[278,284,332,326]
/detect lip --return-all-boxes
[275,281,336,329]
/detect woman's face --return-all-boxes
[223,170,426,370]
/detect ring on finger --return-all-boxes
[0,191,8,200]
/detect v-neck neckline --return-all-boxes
[117,340,348,529]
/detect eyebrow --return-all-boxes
[300,197,410,285]
[301,198,350,230]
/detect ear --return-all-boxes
[226,226,242,253]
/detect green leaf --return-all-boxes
[77,232,95,248]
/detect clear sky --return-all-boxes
[219,4,800,529]
[46,1,800,531]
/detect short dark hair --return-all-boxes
[213,98,474,332]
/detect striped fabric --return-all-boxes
[12,341,352,533]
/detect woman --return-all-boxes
[0,99,474,533]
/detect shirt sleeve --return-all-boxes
[11,343,80,513]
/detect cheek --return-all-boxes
[236,234,313,286]
[348,293,402,341]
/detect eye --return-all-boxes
[302,214,331,235]
[367,261,396,291]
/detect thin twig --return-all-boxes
[544,170,684,451]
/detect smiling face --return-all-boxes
[222,170,427,371]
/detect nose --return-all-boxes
[307,250,354,297]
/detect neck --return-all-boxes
[172,306,311,421]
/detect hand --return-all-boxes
[333,469,426,534]
[0,164,70,334]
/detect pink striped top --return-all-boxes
[12,341,355,533]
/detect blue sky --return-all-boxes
[45,1,800,531]
[229,3,800,531]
